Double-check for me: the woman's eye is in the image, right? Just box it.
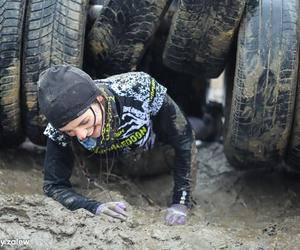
[80,119,89,126]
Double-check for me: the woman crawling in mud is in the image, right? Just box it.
[37,65,197,226]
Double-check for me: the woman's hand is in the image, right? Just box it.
[165,204,188,225]
[96,202,128,221]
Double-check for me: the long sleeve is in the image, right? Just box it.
[43,138,101,214]
[152,94,197,207]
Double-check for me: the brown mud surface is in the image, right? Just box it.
[1,141,300,249]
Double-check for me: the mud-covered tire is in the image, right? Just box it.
[22,0,88,145]
[286,77,300,169]
[163,0,246,78]
[0,0,26,147]
[87,0,172,76]
[224,0,299,169]
[138,1,208,119]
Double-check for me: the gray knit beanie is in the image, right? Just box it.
[38,65,100,128]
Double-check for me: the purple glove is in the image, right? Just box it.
[165,204,188,225]
[96,202,128,221]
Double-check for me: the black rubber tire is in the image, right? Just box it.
[0,0,25,147]
[87,0,172,77]
[138,1,208,119]
[286,74,300,169]
[224,0,299,169]
[163,0,246,78]
[22,0,88,146]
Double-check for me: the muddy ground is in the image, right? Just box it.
[1,140,300,250]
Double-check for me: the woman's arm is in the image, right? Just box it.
[153,94,197,207]
[43,138,102,214]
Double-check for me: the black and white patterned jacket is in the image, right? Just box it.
[44,72,166,153]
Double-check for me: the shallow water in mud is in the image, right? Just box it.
[1,141,300,249]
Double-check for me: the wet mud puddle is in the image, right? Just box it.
[1,142,300,249]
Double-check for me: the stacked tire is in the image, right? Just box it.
[0,0,88,147]
[163,0,246,78]
[87,0,172,77]
[0,0,245,148]
[224,0,300,169]
[22,0,88,145]
[0,0,26,147]
[1,0,300,170]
